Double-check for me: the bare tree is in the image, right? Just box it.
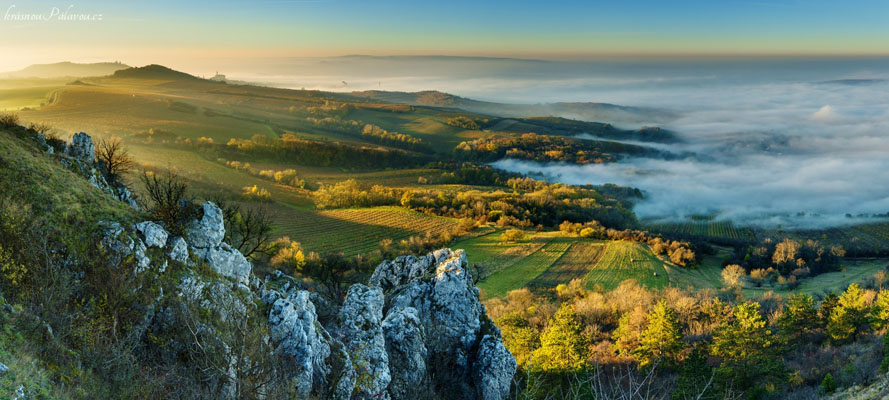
[140,170,194,235]
[96,136,135,181]
[211,198,274,258]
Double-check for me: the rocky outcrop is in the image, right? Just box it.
[135,221,169,248]
[260,248,517,400]
[186,202,226,248]
[64,132,94,162]
[268,292,332,397]
[185,202,251,286]
[0,361,8,375]
[338,284,390,399]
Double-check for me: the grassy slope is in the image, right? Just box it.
[585,241,670,290]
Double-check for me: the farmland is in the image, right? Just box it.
[272,206,461,256]
[583,241,670,290]
[528,241,605,289]
[477,238,571,298]
[648,217,755,242]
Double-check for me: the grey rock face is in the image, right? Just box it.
[382,307,427,400]
[372,248,516,400]
[192,243,252,286]
[65,132,94,163]
[186,201,225,249]
[338,284,390,399]
[0,361,8,375]
[167,236,189,263]
[268,292,331,398]
[474,335,517,400]
[135,221,169,248]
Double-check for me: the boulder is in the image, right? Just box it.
[167,236,189,263]
[0,361,8,375]
[135,221,169,248]
[192,243,251,286]
[338,284,390,399]
[65,132,94,163]
[186,201,225,249]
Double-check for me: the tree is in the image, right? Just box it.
[827,283,871,342]
[711,302,783,395]
[873,290,889,330]
[96,136,134,181]
[634,300,685,368]
[613,306,647,359]
[495,313,538,369]
[711,302,774,364]
[269,237,306,272]
[772,239,801,268]
[721,264,746,289]
[499,229,527,243]
[776,293,817,341]
[214,199,274,258]
[297,252,369,303]
[529,304,587,371]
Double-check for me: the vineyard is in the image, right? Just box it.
[273,206,461,256]
[585,241,670,290]
[477,238,571,298]
[528,241,606,289]
[648,217,755,242]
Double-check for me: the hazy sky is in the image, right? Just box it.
[1,0,889,71]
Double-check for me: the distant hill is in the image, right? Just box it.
[110,64,203,81]
[1,61,130,78]
[351,90,678,126]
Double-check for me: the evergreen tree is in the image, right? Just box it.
[634,300,685,368]
[529,304,587,371]
[776,293,817,342]
[711,302,784,396]
[827,283,870,343]
[872,290,889,330]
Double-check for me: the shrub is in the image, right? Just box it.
[140,170,194,236]
[0,113,19,128]
[500,229,527,243]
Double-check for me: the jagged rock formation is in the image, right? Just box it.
[49,132,140,209]
[262,249,517,400]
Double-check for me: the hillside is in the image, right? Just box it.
[351,89,679,125]
[0,124,516,399]
[0,62,130,79]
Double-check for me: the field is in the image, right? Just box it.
[477,238,571,298]
[648,217,755,242]
[584,241,670,290]
[272,206,461,256]
[529,241,605,288]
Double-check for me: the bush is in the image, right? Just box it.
[140,170,195,235]
[500,229,527,243]
[0,113,19,128]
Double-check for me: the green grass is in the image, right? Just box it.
[529,241,606,289]
[584,241,670,290]
[477,238,571,299]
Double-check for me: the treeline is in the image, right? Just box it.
[726,237,845,282]
[487,279,889,399]
[313,177,638,230]
[455,132,653,164]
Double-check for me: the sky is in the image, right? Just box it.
[1,0,889,71]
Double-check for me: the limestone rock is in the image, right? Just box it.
[382,307,428,400]
[192,243,251,286]
[474,335,517,400]
[0,361,8,375]
[370,248,516,400]
[65,132,94,163]
[268,292,331,397]
[167,236,189,263]
[186,201,225,249]
[135,221,169,248]
[339,284,390,399]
